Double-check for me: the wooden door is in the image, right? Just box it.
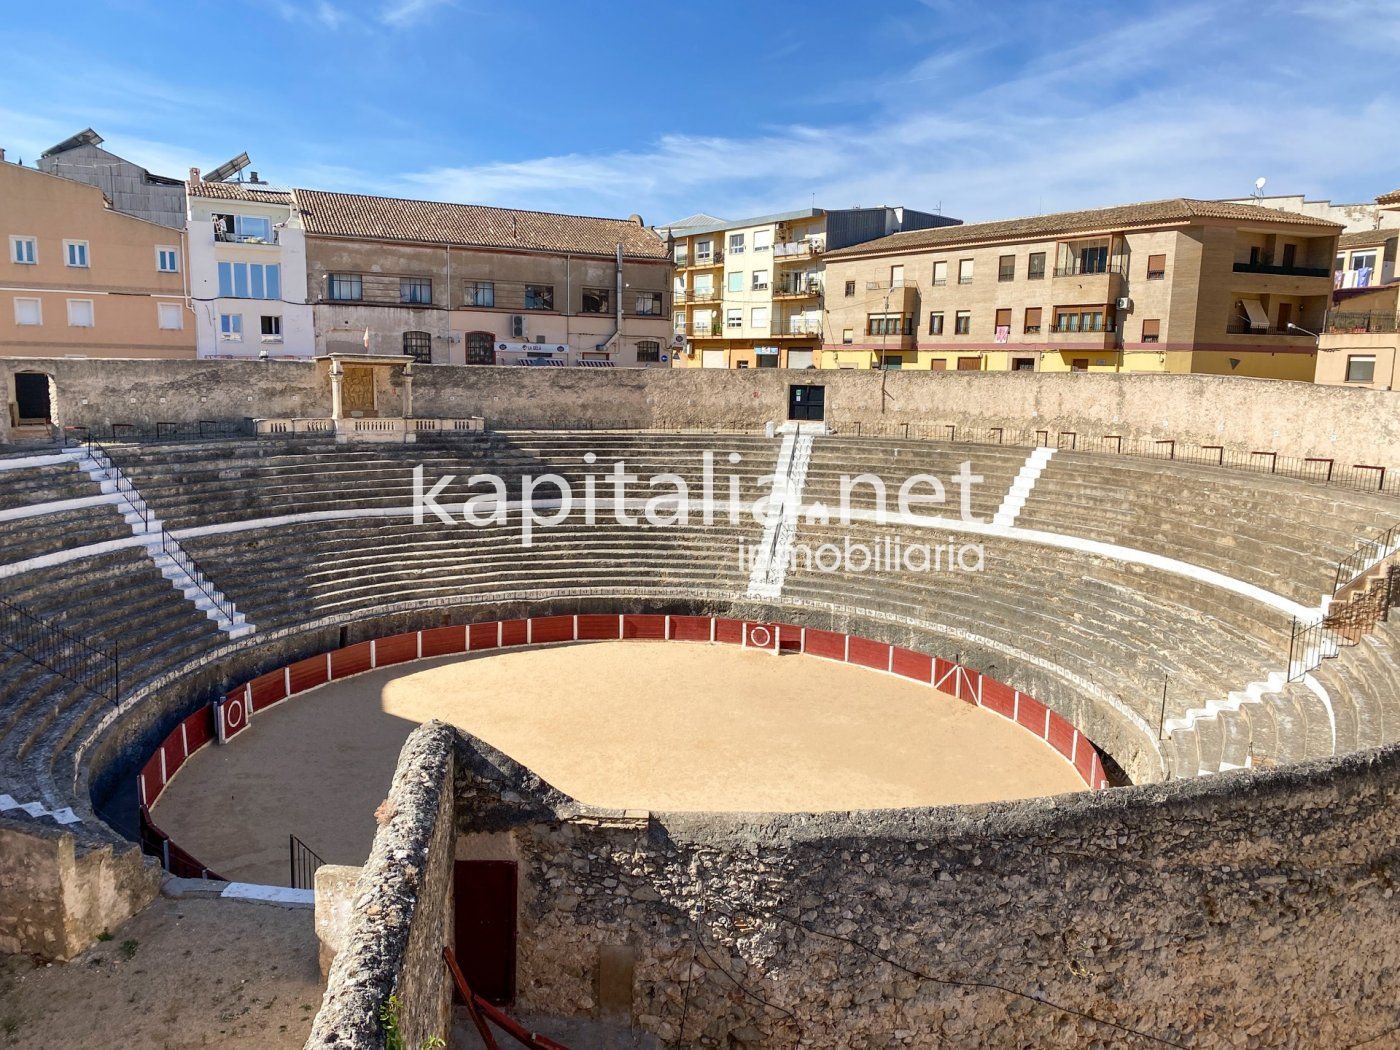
[454,861,517,1006]
[1277,302,1293,332]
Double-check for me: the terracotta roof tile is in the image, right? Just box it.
[1339,229,1397,249]
[292,188,668,260]
[824,198,1342,259]
[186,181,292,205]
[1377,188,1400,205]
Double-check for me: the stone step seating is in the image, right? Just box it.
[183,510,762,633]
[0,549,225,819]
[1311,620,1400,755]
[1020,451,1398,603]
[1161,674,1332,777]
[801,439,1028,524]
[781,523,1321,773]
[108,433,780,530]
[0,505,133,566]
[0,460,104,511]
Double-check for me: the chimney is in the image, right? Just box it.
[0,148,6,163]
[189,166,200,183]
[249,171,260,183]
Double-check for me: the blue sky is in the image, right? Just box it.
[2,0,1397,225]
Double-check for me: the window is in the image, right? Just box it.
[750,306,769,328]
[465,331,496,365]
[880,355,904,370]
[66,299,95,327]
[674,244,689,266]
[726,309,742,329]
[158,302,184,330]
[1058,239,1110,276]
[261,315,283,341]
[463,280,494,307]
[636,340,662,363]
[1024,307,1042,333]
[524,284,554,310]
[1351,251,1378,271]
[1282,243,1297,269]
[1146,254,1166,280]
[582,287,612,313]
[842,328,854,344]
[64,240,89,268]
[214,214,273,243]
[1027,252,1046,280]
[1346,355,1377,383]
[932,260,948,286]
[751,270,769,291]
[403,330,432,363]
[928,312,944,335]
[994,308,1012,328]
[844,280,856,297]
[728,233,746,254]
[1054,307,1108,332]
[400,277,433,304]
[866,314,912,336]
[220,262,281,300]
[727,271,743,293]
[998,255,1015,282]
[1141,318,1160,343]
[219,313,243,340]
[14,298,41,325]
[695,239,713,262]
[635,291,661,316]
[156,247,179,273]
[954,310,971,335]
[1071,358,1089,372]
[753,230,772,252]
[1012,357,1036,371]
[10,236,36,265]
[693,275,713,296]
[890,264,905,288]
[328,273,362,301]
[958,258,974,284]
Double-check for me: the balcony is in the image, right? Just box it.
[216,229,279,245]
[1233,261,1331,278]
[686,250,725,269]
[1225,320,1320,337]
[674,287,722,304]
[774,240,825,260]
[677,321,724,337]
[772,320,823,339]
[1327,311,1399,335]
[775,278,822,298]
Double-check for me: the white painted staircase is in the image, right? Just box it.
[76,445,254,639]
[991,446,1056,528]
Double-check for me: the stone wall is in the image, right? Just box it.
[304,722,456,1050]
[0,818,160,960]
[452,732,1400,1049]
[6,356,1400,468]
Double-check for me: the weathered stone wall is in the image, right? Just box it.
[452,732,1400,1049]
[5,356,1400,468]
[0,818,160,960]
[304,722,456,1050]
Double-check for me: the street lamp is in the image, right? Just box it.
[1286,322,1320,338]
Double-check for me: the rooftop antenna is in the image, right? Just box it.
[1251,176,1267,203]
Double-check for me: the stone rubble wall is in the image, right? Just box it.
[304,722,456,1050]
[452,731,1400,1049]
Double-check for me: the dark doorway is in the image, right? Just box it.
[788,384,824,421]
[454,860,517,1006]
[14,372,51,424]
[1277,302,1293,333]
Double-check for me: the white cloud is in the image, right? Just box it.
[379,0,454,28]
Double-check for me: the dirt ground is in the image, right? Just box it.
[154,641,1086,885]
[0,896,320,1049]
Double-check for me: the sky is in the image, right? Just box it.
[1,0,1397,226]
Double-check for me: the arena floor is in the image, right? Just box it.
[153,641,1085,884]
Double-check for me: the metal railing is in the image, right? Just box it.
[1052,262,1125,278]
[1232,261,1331,278]
[85,434,150,531]
[0,594,119,704]
[159,526,237,624]
[289,833,325,890]
[1049,321,1118,334]
[1225,320,1320,336]
[1335,522,1400,593]
[774,240,824,259]
[67,420,250,445]
[1326,311,1400,335]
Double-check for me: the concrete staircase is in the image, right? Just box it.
[991,446,1056,527]
[748,428,814,600]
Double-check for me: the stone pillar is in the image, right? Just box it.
[329,359,344,421]
[402,362,414,419]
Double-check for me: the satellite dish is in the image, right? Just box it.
[1255,177,1267,191]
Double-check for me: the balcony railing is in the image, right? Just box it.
[774,240,825,259]
[1326,311,1400,335]
[776,279,822,296]
[866,280,911,291]
[674,288,722,303]
[677,322,724,336]
[1053,262,1125,278]
[1232,261,1331,278]
[215,230,279,245]
[773,321,823,338]
[688,250,725,267]
[1050,321,1118,333]
[1225,319,1318,336]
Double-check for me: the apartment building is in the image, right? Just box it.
[293,190,672,367]
[820,198,1342,380]
[0,158,193,370]
[187,171,314,359]
[38,128,186,229]
[663,206,957,369]
[1317,188,1400,389]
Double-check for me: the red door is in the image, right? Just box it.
[454,861,517,1005]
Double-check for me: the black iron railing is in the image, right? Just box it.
[1335,522,1400,593]
[1327,311,1400,335]
[0,594,119,704]
[289,833,325,890]
[86,435,150,531]
[1232,261,1331,278]
[1287,613,1336,682]
[159,526,237,625]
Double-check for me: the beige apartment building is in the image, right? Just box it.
[294,190,673,367]
[662,206,957,369]
[820,198,1342,380]
[1316,187,1400,389]
[1,156,193,424]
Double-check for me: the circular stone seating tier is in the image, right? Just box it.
[0,432,1396,850]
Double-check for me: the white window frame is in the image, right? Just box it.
[752,229,772,252]
[750,306,769,328]
[728,232,746,254]
[751,269,769,291]
[10,235,37,265]
[725,308,742,329]
[219,313,243,340]
[66,298,95,327]
[1351,251,1378,271]
[13,297,42,325]
[726,271,743,293]
[260,314,284,342]
[156,246,180,273]
[157,302,184,330]
[64,240,90,268]
[1345,355,1377,383]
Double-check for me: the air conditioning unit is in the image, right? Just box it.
[534,335,545,344]
[1116,297,1132,311]
[510,315,526,338]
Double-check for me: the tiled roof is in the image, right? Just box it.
[187,181,292,205]
[824,198,1342,259]
[292,188,669,259]
[1339,229,1397,249]
[1377,189,1400,205]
